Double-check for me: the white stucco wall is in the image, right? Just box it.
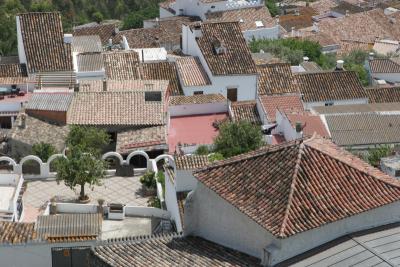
[169,102,228,117]
[182,25,258,101]
[372,73,400,83]
[165,171,183,232]
[275,110,302,141]
[175,170,198,192]
[16,16,27,66]
[304,98,368,110]
[256,96,268,125]
[243,26,280,41]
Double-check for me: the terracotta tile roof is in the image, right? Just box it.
[176,57,211,86]
[0,63,28,77]
[77,53,104,72]
[140,62,182,96]
[257,63,299,95]
[91,233,260,266]
[18,12,73,73]
[310,0,338,14]
[0,56,19,65]
[373,40,400,56]
[103,51,140,80]
[324,113,400,146]
[73,23,117,44]
[0,222,36,244]
[331,1,366,15]
[312,102,400,114]
[230,101,261,124]
[303,33,338,47]
[296,71,367,102]
[259,94,304,122]
[72,35,102,53]
[26,93,73,112]
[195,22,257,76]
[113,28,161,48]
[175,154,210,170]
[116,125,167,154]
[369,58,400,73]
[365,86,400,103]
[36,214,102,242]
[318,9,400,53]
[170,94,226,106]
[284,111,330,137]
[206,6,275,31]
[9,112,69,152]
[67,91,165,126]
[0,77,32,84]
[80,79,169,93]
[193,137,400,238]
[279,7,317,31]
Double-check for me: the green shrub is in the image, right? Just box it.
[140,171,156,189]
[147,196,161,208]
[196,145,209,155]
[157,171,165,197]
[208,153,224,162]
[367,145,392,167]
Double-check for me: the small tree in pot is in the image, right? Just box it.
[140,171,157,196]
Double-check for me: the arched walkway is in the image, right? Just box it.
[0,156,17,172]
[126,151,149,169]
[102,152,124,165]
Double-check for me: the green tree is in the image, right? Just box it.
[195,145,209,155]
[265,0,279,17]
[32,142,57,162]
[366,145,392,167]
[56,126,110,201]
[214,121,264,158]
[91,11,103,23]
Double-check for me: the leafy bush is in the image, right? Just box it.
[140,171,156,189]
[367,145,393,167]
[214,121,264,158]
[196,145,209,155]
[265,0,279,17]
[147,196,161,208]
[32,142,57,162]
[157,171,165,197]
[208,153,224,162]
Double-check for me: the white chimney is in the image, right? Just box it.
[312,22,319,33]
[19,113,26,129]
[345,10,350,16]
[64,33,73,44]
[303,56,309,62]
[336,60,344,70]
[193,24,203,38]
[108,38,113,47]
[369,52,374,61]
[291,27,296,37]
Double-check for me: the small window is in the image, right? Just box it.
[211,5,215,8]
[395,169,400,177]
[194,91,203,95]
[145,91,162,101]
[325,102,334,106]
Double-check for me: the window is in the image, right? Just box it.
[325,101,334,106]
[227,88,237,102]
[211,5,215,8]
[194,91,203,95]
[145,91,162,102]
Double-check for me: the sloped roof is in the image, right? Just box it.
[169,94,226,106]
[279,7,317,31]
[175,154,210,170]
[77,53,104,72]
[73,23,117,44]
[365,86,400,103]
[230,101,261,125]
[0,222,36,244]
[113,28,161,48]
[18,12,73,73]
[176,56,211,87]
[257,63,299,95]
[72,35,102,53]
[296,71,366,102]
[116,125,167,154]
[80,79,169,93]
[206,6,275,31]
[26,93,73,112]
[284,112,330,138]
[260,94,304,122]
[36,214,102,242]
[324,113,400,146]
[67,91,165,126]
[91,233,260,266]
[195,21,257,76]
[369,58,400,73]
[194,137,400,238]
[0,63,28,77]
[140,62,182,96]
[103,51,140,80]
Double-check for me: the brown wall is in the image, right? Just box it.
[26,109,67,125]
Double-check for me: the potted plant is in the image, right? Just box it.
[140,171,157,196]
[50,197,57,215]
[97,198,105,214]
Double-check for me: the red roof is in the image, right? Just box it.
[194,137,400,238]
[259,94,304,122]
[285,111,330,138]
[168,113,228,152]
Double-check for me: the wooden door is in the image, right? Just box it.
[227,88,237,102]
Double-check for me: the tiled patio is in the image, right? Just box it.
[22,175,150,222]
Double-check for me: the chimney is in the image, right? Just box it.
[336,60,344,70]
[193,24,202,38]
[19,113,26,129]
[345,10,350,16]
[295,122,303,133]
[291,27,296,37]
[63,33,73,44]
[275,15,280,25]
[369,52,374,61]
[303,56,309,62]
[102,78,107,91]
[108,38,113,47]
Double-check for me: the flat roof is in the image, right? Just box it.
[0,173,20,211]
[168,113,228,152]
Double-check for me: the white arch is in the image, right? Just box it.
[19,155,43,166]
[47,154,66,165]
[154,154,175,169]
[0,156,17,170]
[102,152,124,165]
[126,150,149,165]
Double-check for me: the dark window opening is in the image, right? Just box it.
[145,91,162,102]
[194,91,203,95]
